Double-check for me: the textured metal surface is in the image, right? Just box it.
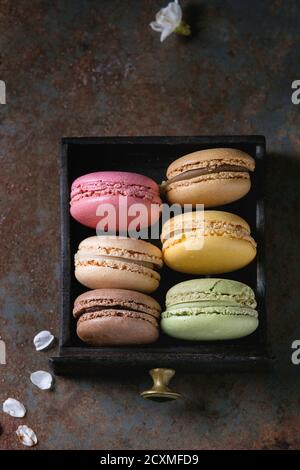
[0,0,300,450]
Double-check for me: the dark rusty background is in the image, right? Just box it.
[0,0,300,450]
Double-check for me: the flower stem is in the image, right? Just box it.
[175,21,191,37]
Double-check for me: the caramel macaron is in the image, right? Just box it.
[161,210,257,274]
[163,148,255,207]
[73,289,161,346]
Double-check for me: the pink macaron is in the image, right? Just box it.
[70,171,162,231]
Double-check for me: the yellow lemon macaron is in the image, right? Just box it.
[161,210,257,274]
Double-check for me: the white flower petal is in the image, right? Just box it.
[169,3,181,20]
[150,0,183,41]
[160,25,173,42]
[33,330,55,351]
[30,370,53,390]
[167,3,182,24]
[150,21,164,32]
[3,398,26,418]
[16,425,38,447]
[157,18,174,29]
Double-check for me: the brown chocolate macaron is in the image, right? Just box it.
[73,289,161,346]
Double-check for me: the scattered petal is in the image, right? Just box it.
[16,425,38,447]
[3,398,26,418]
[33,330,55,351]
[0,339,6,364]
[30,370,53,390]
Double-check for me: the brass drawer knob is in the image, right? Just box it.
[141,368,182,401]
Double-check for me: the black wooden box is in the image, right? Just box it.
[50,136,270,376]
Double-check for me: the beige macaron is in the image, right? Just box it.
[163,148,255,207]
[74,236,163,293]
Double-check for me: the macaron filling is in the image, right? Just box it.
[75,256,161,282]
[78,308,159,326]
[162,304,258,318]
[164,164,250,188]
[167,157,255,179]
[76,304,156,319]
[73,297,161,318]
[71,181,161,204]
[161,222,256,249]
[75,254,156,271]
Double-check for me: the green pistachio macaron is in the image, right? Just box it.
[161,279,259,341]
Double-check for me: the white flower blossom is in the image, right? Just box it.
[150,0,187,42]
